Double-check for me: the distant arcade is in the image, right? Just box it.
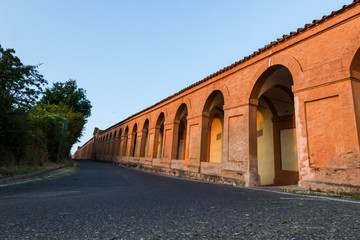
[74,1,360,193]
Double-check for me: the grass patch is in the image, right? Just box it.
[0,161,66,179]
[283,187,360,201]
[337,192,360,201]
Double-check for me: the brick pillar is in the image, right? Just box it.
[247,98,261,187]
[134,129,143,158]
[109,138,114,160]
[139,129,147,158]
[120,135,128,157]
[92,138,98,160]
[162,122,173,163]
[151,126,160,158]
[114,136,121,162]
[182,114,203,172]
[170,119,180,160]
[200,112,210,163]
[294,79,360,191]
[129,131,136,157]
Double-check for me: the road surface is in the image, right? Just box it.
[0,160,359,239]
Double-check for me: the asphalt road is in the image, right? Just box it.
[0,160,359,240]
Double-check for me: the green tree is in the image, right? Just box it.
[37,79,91,160]
[0,45,47,164]
[0,45,46,110]
[30,103,86,161]
[40,79,91,117]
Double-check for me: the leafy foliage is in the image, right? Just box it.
[0,45,91,168]
[40,79,92,117]
[0,45,46,110]
[0,45,47,165]
[30,103,86,161]
[37,79,91,161]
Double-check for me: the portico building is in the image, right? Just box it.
[74,1,360,193]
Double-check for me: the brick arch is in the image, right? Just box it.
[149,111,166,130]
[200,87,228,114]
[172,103,189,160]
[117,128,122,139]
[249,54,303,99]
[139,118,150,158]
[339,31,360,77]
[123,126,129,136]
[212,81,231,97]
[130,123,138,157]
[122,126,129,156]
[200,89,225,163]
[130,121,140,130]
[149,111,162,129]
[140,115,151,128]
[131,123,138,132]
[155,112,165,126]
[249,55,300,186]
[178,97,192,111]
[153,112,166,158]
[350,47,360,79]
[174,102,188,121]
[161,108,168,118]
[202,90,225,113]
[141,118,150,130]
[113,130,117,139]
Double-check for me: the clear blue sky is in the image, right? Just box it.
[0,0,352,153]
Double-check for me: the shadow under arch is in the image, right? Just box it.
[200,90,225,163]
[115,128,122,157]
[251,65,299,186]
[130,123,138,157]
[250,53,303,99]
[172,103,188,160]
[122,126,129,156]
[350,48,360,79]
[140,119,149,158]
[153,112,165,158]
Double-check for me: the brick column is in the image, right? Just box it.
[246,98,261,187]
[170,119,180,160]
[183,114,203,172]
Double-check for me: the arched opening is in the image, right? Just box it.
[99,135,103,157]
[154,113,165,158]
[103,135,107,157]
[201,90,224,163]
[108,132,113,156]
[100,135,103,157]
[350,48,360,146]
[122,127,129,156]
[350,48,360,80]
[174,104,188,160]
[105,134,109,156]
[140,119,149,158]
[116,129,122,157]
[130,124,138,157]
[253,65,298,186]
[112,131,117,156]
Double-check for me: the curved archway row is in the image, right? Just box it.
[89,89,230,172]
[80,48,360,192]
[75,2,360,193]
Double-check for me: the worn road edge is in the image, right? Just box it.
[0,160,76,184]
